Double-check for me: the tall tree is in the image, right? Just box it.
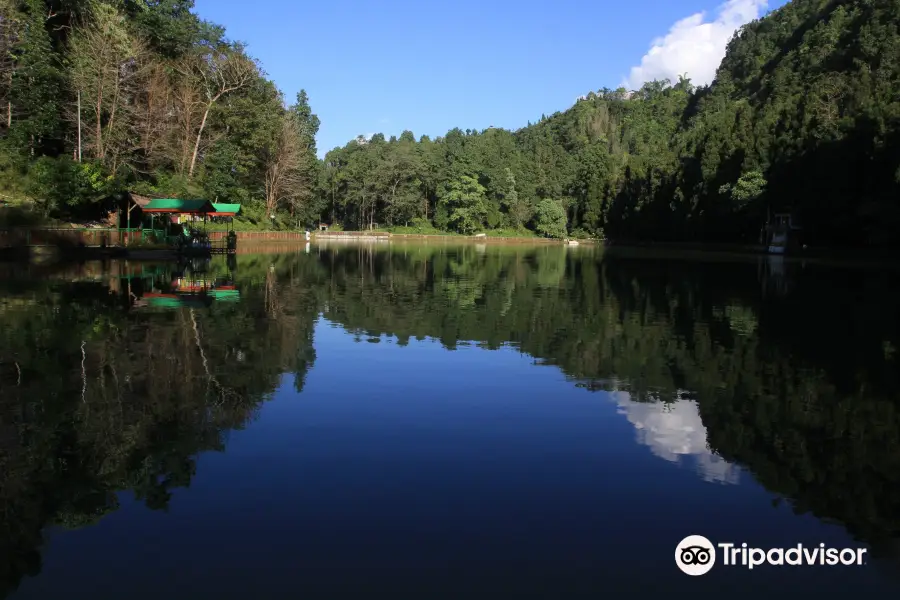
[286,90,321,220]
[9,0,63,155]
[178,42,256,178]
[264,107,312,220]
[67,1,147,171]
[0,0,22,132]
[439,174,488,234]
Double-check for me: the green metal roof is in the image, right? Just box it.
[143,296,212,309]
[212,203,241,215]
[142,199,216,213]
[144,296,184,309]
[209,289,241,301]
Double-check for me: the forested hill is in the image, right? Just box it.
[0,0,321,226]
[322,0,900,248]
[1,0,899,249]
[681,0,900,247]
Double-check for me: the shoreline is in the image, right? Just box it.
[3,231,898,266]
[315,232,565,245]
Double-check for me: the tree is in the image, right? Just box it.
[123,0,208,58]
[534,198,567,238]
[179,43,256,178]
[286,90,321,220]
[67,1,147,172]
[0,0,22,132]
[502,167,531,228]
[439,175,488,234]
[572,143,611,233]
[264,110,310,221]
[719,170,766,209]
[132,57,172,174]
[8,0,63,155]
[293,89,319,154]
[378,135,422,226]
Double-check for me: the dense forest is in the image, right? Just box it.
[1,0,899,246]
[0,0,321,226]
[320,0,900,247]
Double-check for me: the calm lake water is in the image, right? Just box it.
[1,242,900,599]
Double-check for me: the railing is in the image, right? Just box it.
[0,227,173,247]
[207,231,308,241]
[314,231,391,238]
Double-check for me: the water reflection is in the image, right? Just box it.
[611,390,741,485]
[0,253,320,598]
[1,243,900,597]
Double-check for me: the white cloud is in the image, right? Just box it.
[611,390,740,485]
[623,0,768,90]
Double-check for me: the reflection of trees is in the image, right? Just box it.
[0,256,320,598]
[313,244,900,547]
[2,245,900,595]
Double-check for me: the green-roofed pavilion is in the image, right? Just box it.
[142,199,217,214]
[212,203,241,216]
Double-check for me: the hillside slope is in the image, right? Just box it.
[679,0,900,246]
[322,0,900,248]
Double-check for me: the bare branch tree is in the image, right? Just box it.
[130,56,172,174]
[169,67,205,175]
[264,113,312,218]
[176,46,256,179]
[66,2,148,172]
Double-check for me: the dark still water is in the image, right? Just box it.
[1,243,900,599]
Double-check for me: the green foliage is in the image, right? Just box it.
[568,227,598,240]
[8,0,63,153]
[2,0,899,246]
[379,217,447,235]
[439,175,488,234]
[484,227,535,238]
[719,170,767,210]
[26,157,119,215]
[0,0,319,229]
[533,199,568,238]
[293,89,320,155]
[316,0,900,247]
[122,0,211,58]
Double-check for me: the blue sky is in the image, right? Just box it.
[194,0,787,157]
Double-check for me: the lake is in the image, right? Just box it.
[1,242,899,599]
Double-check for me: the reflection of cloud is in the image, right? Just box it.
[623,0,768,89]
[611,390,740,484]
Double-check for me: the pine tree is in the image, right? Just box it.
[9,0,63,155]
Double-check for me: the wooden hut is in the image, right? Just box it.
[119,192,161,229]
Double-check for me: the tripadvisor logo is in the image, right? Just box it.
[675,535,868,576]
